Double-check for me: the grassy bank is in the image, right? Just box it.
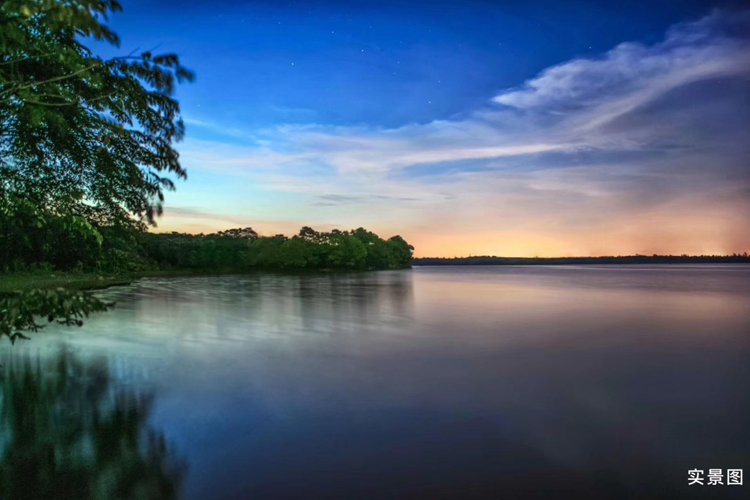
[0,272,132,294]
[0,268,250,295]
[0,264,410,295]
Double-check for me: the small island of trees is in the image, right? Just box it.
[0,206,414,273]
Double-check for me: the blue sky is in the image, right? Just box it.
[101,0,750,256]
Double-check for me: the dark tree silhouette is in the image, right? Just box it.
[214,227,259,239]
[0,0,193,227]
[0,0,193,337]
[132,226,414,272]
[0,289,111,343]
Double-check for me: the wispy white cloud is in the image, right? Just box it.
[493,11,750,112]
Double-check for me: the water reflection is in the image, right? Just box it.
[0,350,183,500]
[96,271,416,346]
[1,266,749,499]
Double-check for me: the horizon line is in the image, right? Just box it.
[414,254,750,259]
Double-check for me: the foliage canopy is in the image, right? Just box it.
[0,0,193,226]
[0,288,111,343]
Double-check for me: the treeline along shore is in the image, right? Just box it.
[0,220,415,281]
[0,221,413,342]
[414,255,750,266]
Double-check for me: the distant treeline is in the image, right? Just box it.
[136,227,414,271]
[0,200,414,273]
[414,254,750,266]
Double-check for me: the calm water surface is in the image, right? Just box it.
[2,265,750,499]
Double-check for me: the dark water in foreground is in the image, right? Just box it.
[2,265,750,499]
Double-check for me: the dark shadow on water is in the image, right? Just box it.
[0,350,184,500]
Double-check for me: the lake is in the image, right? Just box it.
[2,265,749,499]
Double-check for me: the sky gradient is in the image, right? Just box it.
[103,0,750,257]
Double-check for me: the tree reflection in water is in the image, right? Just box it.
[0,351,183,500]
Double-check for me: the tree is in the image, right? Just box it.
[298,226,328,245]
[365,238,394,270]
[0,0,194,227]
[387,235,414,269]
[1,288,111,343]
[0,194,47,267]
[0,1,194,340]
[279,237,313,268]
[327,233,367,269]
[0,194,103,270]
[248,234,288,268]
[349,227,378,245]
[214,227,258,239]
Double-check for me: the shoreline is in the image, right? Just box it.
[414,256,750,266]
[3,258,748,295]
[0,266,412,295]
[0,268,250,295]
